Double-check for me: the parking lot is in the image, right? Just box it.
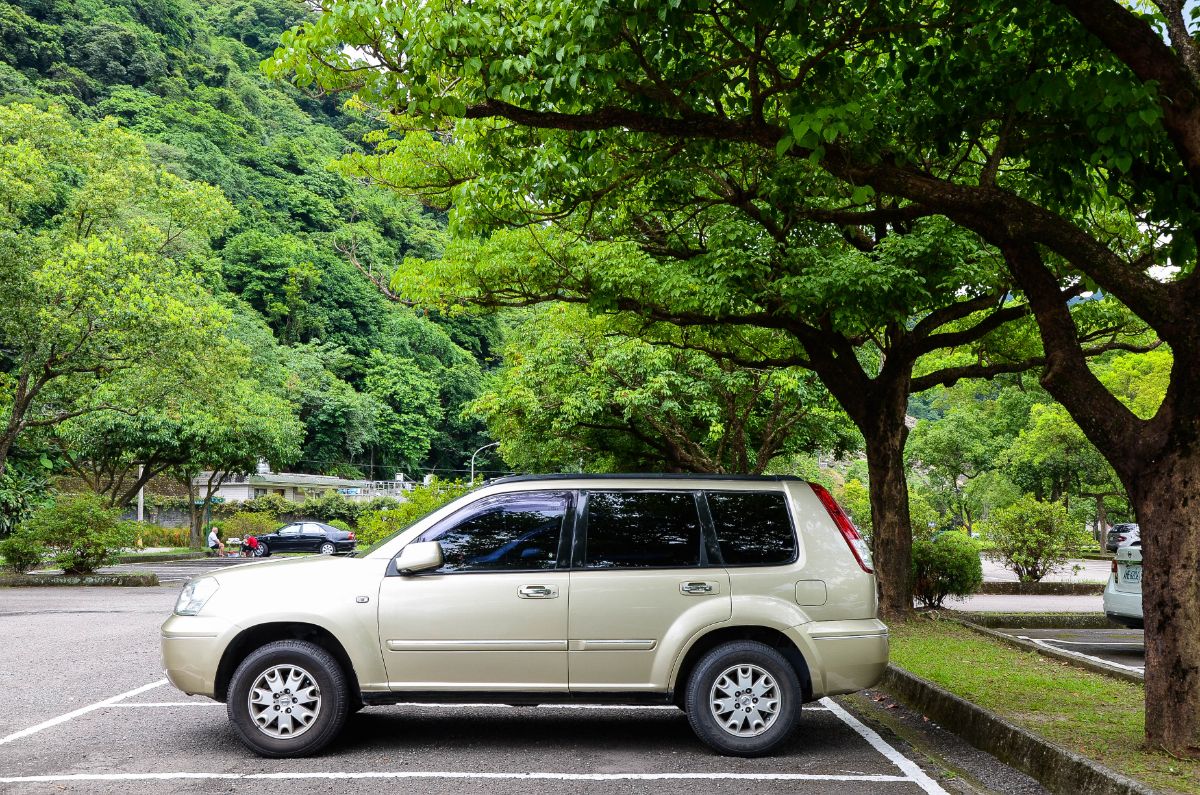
[0,577,1045,794]
[992,627,1145,678]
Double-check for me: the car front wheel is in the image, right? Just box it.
[227,640,350,758]
[253,543,268,557]
[685,640,801,757]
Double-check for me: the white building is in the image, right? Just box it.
[195,462,412,504]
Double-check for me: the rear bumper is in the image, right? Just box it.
[1102,578,1142,625]
[796,619,889,698]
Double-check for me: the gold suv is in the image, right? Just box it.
[162,475,888,757]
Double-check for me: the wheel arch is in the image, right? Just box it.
[670,625,813,707]
[215,622,361,704]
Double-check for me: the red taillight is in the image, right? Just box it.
[1111,559,1118,574]
[348,532,356,541]
[810,482,873,573]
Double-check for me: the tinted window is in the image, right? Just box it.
[416,492,567,573]
[279,525,301,536]
[707,491,796,566]
[585,491,702,569]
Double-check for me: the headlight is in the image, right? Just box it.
[175,578,219,616]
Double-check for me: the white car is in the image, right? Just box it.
[1103,542,1142,629]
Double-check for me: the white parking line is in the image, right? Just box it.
[821,698,949,795]
[0,679,167,746]
[0,686,935,792]
[1017,636,1145,674]
[0,771,915,784]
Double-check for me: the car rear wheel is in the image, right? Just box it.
[685,640,801,757]
[227,640,349,757]
[319,541,336,555]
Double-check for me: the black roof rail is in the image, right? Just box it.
[486,473,808,486]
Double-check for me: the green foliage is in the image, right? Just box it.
[297,492,357,523]
[911,532,984,608]
[0,531,45,573]
[982,496,1093,583]
[471,305,856,474]
[20,493,137,574]
[327,519,352,533]
[356,478,471,547]
[222,494,291,519]
[220,511,277,540]
[131,523,190,548]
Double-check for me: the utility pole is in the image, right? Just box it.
[137,463,144,523]
[470,441,500,485]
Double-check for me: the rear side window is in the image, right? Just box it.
[585,491,702,568]
[706,491,796,566]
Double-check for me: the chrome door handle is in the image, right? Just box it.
[680,581,717,595]
[518,584,558,599]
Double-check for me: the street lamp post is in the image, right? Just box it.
[470,441,500,485]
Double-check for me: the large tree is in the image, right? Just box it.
[268,2,1146,626]
[271,0,1200,753]
[0,104,232,477]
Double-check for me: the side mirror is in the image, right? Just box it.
[395,541,443,575]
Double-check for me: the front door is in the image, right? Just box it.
[377,491,573,692]
[568,490,731,692]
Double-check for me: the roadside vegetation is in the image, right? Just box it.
[891,619,1197,794]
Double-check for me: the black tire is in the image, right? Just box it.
[256,543,270,557]
[685,640,801,757]
[226,640,350,758]
[319,541,336,555]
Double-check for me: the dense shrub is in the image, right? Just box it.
[298,493,358,523]
[982,496,1092,582]
[21,493,137,574]
[911,532,983,608]
[327,519,353,533]
[356,479,472,546]
[217,494,292,520]
[220,512,278,540]
[131,523,190,548]
[0,531,46,573]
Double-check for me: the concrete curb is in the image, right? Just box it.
[0,572,159,587]
[114,551,206,564]
[950,611,1117,629]
[977,581,1104,595]
[882,665,1155,795]
[952,619,1143,685]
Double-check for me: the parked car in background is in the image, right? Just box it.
[161,474,887,759]
[1105,522,1140,553]
[1103,541,1142,628]
[254,521,355,557]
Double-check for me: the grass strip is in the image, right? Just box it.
[890,617,1197,794]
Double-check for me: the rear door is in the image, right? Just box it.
[301,522,328,550]
[567,490,730,692]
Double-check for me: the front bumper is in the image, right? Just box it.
[160,613,239,698]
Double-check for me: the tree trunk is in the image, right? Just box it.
[862,419,913,622]
[183,474,202,549]
[1129,448,1200,757]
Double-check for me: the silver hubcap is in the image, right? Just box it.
[248,664,322,739]
[709,663,781,737]
[320,543,335,555]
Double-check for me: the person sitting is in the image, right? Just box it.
[241,535,259,557]
[207,525,224,556]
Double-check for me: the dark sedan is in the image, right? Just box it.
[254,521,356,557]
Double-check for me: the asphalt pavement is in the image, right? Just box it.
[0,584,1049,794]
[987,627,1144,678]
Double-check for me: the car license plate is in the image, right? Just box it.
[1122,566,1141,583]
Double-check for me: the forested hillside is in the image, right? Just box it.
[0,0,500,507]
